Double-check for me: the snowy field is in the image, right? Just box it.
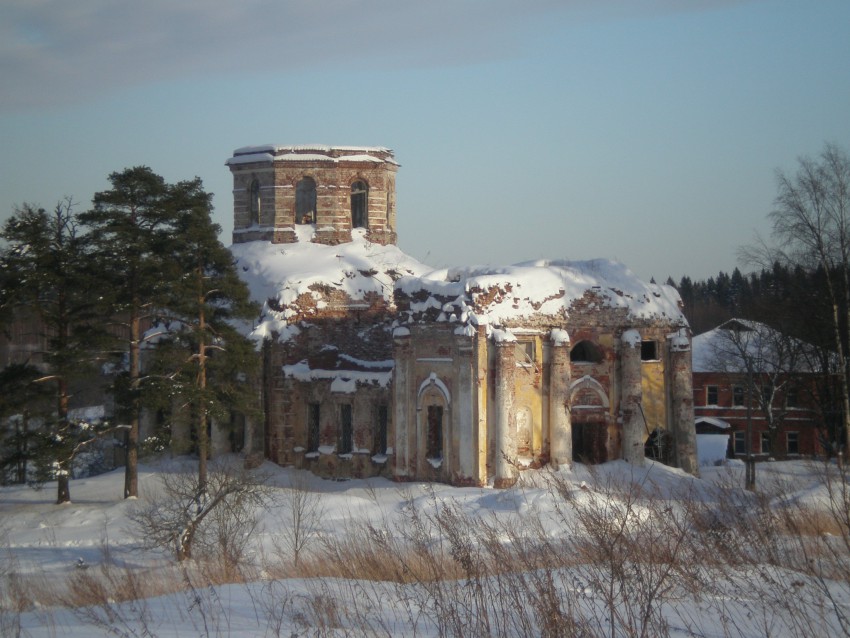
[2,457,849,637]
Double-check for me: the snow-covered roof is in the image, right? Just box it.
[226,145,398,166]
[395,259,686,326]
[229,226,430,342]
[692,319,820,373]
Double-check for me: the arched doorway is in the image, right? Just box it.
[570,376,610,463]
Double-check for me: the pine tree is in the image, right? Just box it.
[80,167,183,499]
[0,200,111,502]
[148,177,259,492]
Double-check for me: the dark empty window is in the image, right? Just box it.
[786,389,798,408]
[734,431,746,455]
[249,179,261,225]
[640,340,658,361]
[307,403,320,452]
[374,405,388,455]
[351,180,368,228]
[338,404,352,454]
[706,386,719,405]
[733,385,745,406]
[787,431,799,455]
[296,177,317,224]
[570,341,602,363]
[427,405,443,459]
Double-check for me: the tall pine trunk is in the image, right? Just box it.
[56,377,71,504]
[196,268,208,494]
[124,310,140,498]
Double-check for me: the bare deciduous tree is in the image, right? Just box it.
[745,143,850,454]
[129,458,271,563]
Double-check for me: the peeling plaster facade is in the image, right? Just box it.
[227,145,698,486]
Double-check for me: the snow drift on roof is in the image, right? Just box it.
[229,226,430,342]
[396,258,686,325]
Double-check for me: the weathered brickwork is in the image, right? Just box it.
[228,144,699,486]
[227,145,398,246]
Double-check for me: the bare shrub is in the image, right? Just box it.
[271,470,325,570]
[129,457,272,567]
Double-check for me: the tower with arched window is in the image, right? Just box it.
[226,145,398,246]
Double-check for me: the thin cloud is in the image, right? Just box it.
[0,0,757,111]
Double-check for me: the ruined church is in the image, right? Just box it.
[227,145,698,486]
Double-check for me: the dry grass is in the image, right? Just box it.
[3,460,850,638]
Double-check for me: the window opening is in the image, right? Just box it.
[249,179,261,225]
[374,405,388,455]
[338,404,352,454]
[786,389,798,408]
[570,340,602,363]
[515,340,535,366]
[351,180,368,228]
[640,340,658,361]
[732,385,745,406]
[296,177,317,224]
[427,405,443,459]
[787,431,799,455]
[733,431,746,455]
[307,403,320,452]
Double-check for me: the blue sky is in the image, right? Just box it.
[1,0,848,282]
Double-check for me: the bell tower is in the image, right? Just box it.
[226,145,398,246]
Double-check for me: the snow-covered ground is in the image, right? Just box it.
[2,457,848,637]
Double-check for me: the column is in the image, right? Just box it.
[620,329,645,466]
[549,329,572,469]
[669,329,699,476]
[493,332,517,488]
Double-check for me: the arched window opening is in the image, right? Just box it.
[351,180,368,228]
[249,179,261,225]
[427,404,443,460]
[296,177,317,224]
[570,340,602,363]
[338,403,352,454]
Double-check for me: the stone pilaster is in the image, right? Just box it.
[392,328,413,478]
[668,329,698,476]
[549,329,572,469]
[620,329,645,466]
[493,334,517,488]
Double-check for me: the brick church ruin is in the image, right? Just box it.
[226,144,698,486]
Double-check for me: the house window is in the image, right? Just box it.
[296,177,317,224]
[732,385,745,406]
[760,386,772,408]
[786,389,799,408]
[733,431,747,455]
[787,431,799,455]
[307,403,320,452]
[338,404,353,454]
[760,431,771,455]
[515,340,535,366]
[249,179,261,225]
[374,405,388,455]
[351,180,368,228]
[427,405,443,459]
[570,341,602,363]
[706,386,719,405]
[640,340,658,361]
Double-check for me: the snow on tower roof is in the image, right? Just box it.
[226,145,398,166]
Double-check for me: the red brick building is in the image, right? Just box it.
[692,319,826,460]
